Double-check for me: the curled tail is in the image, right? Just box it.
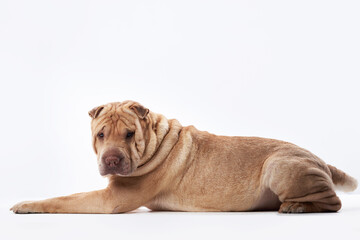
[328,164,358,192]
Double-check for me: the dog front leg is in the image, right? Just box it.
[10,188,140,214]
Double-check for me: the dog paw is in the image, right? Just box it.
[10,201,37,214]
[279,202,306,213]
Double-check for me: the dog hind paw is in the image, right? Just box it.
[278,202,309,213]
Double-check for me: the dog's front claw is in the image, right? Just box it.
[10,201,38,214]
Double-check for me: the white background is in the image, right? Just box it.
[0,0,359,239]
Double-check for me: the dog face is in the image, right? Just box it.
[88,101,150,176]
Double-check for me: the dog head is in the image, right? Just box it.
[88,101,151,176]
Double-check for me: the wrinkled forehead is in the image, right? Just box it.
[91,102,137,133]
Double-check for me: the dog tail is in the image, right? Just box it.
[328,164,358,192]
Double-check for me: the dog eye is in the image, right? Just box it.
[97,132,104,138]
[126,131,134,139]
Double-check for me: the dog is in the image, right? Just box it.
[11,100,358,214]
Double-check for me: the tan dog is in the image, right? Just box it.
[11,100,358,214]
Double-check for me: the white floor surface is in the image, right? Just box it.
[1,194,359,240]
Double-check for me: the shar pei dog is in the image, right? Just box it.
[11,100,358,214]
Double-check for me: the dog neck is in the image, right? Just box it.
[128,112,183,177]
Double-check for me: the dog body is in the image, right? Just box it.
[11,101,358,214]
[144,128,284,212]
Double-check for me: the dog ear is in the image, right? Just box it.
[130,103,149,119]
[88,106,104,119]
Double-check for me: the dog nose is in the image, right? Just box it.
[104,156,120,167]
[100,149,132,176]
[103,153,125,168]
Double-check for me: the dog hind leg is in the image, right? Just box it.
[263,158,342,213]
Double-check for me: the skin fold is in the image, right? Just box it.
[11,100,358,214]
